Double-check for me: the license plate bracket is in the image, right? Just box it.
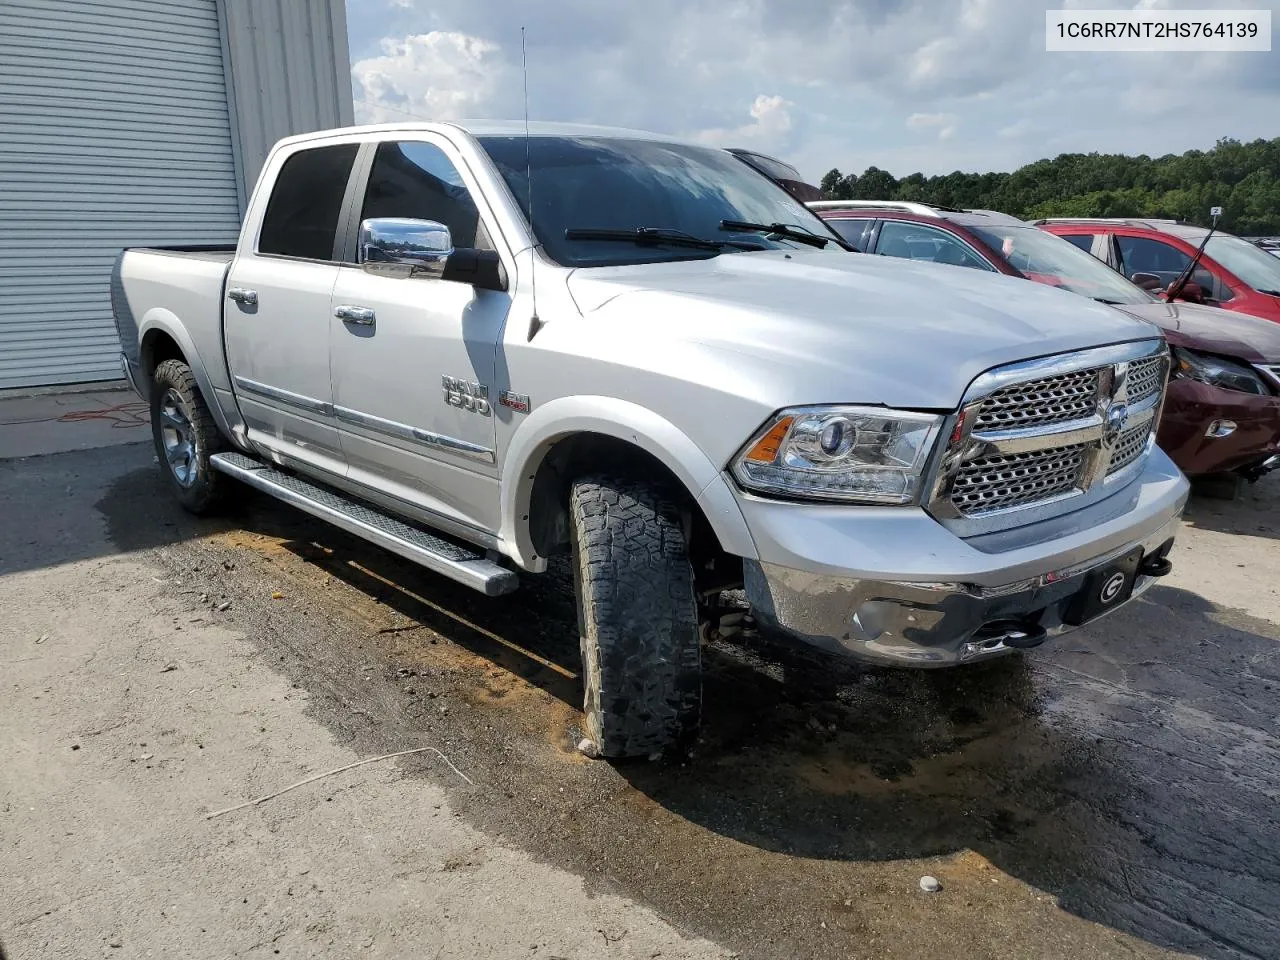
[1062,547,1143,626]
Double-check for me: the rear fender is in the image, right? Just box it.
[138,308,243,441]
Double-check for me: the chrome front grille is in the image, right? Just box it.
[951,444,1087,514]
[931,342,1169,529]
[974,368,1099,430]
[1107,422,1151,475]
[1125,355,1165,403]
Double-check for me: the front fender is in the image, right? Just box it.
[499,395,757,570]
[137,309,241,441]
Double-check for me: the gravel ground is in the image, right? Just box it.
[2,442,1278,959]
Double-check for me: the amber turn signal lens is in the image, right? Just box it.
[743,416,794,463]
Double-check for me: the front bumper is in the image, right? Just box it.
[741,448,1190,667]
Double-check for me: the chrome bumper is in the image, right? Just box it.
[741,451,1189,667]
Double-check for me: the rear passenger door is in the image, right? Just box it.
[224,142,361,477]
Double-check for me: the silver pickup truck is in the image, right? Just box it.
[113,121,1189,757]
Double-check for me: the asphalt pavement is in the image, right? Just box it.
[2,439,1278,959]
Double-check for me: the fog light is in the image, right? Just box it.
[1205,419,1237,439]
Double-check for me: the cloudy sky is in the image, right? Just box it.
[346,0,1279,182]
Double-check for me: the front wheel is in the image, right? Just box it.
[150,359,229,515]
[570,476,702,758]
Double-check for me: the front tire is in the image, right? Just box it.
[570,476,702,758]
[150,359,229,515]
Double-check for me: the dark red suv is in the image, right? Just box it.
[810,201,1280,480]
[1035,218,1280,325]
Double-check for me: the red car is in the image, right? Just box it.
[810,201,1280,479]
[1035,218,1280,325]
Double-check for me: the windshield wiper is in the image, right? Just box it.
[1259,289,1280,297]
[1093,297,1126,305]
[719,219,852,250]
[564,227,745,252]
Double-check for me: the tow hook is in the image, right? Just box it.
[1139,555,1173,578]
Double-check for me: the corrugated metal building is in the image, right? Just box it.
[0,0,354,390]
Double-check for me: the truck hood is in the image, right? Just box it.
[1115,300,1280,364]
[565,250,1159,410]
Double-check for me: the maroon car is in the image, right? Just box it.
[810,201,1280,480]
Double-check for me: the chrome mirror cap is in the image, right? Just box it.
[359,217,454,279]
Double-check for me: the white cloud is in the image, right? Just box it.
[905,112,957,141]
[351,31,503,123]
[345,0,1280,178]
[694,95,796,151]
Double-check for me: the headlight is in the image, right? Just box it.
[1172,346,1269,396]
[731,406,942,504]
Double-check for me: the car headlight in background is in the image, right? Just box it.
[732,406,942,504]
[1171,346,1269,396]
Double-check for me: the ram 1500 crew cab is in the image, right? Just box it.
[113,122,1189,758]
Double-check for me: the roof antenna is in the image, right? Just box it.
[522,27,543,342]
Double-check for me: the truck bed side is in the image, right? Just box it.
[111,245,242,439]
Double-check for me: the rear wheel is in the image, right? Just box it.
[571,476,702,758]
[150,359,229,515]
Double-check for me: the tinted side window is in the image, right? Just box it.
[1116,235,1189,277]
[258,144,359,260]
[738,152,803,183]
[361,141,489,250]
[1062,234,1096,254]
[828,218,872,251]
[1117,234,1219,294]
[875,220,992,271]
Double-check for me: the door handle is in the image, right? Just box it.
[227,287,258,306]
[335,305,376,326]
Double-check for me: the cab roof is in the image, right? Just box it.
[278,119,699,148]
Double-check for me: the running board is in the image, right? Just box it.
[210,452,518,597]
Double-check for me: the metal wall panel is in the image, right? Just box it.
[0,0,353,389]
[219,0,355,205]
[0,0,240,389]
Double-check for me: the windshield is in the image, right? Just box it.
[479,135,841,267]
[1204,235,1280,294]
[970,224,1153,305]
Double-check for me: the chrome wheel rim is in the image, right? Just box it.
[159,389,197,487]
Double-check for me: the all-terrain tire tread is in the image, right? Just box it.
[151,359,229,515]
[572,476,701,758]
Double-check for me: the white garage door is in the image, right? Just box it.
[0,0,242,389]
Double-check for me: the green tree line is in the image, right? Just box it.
[819,137,1280,236]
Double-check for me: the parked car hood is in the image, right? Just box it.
[1116,300,1280,363]
[565,250,1159,410]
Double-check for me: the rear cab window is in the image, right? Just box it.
[257,143,360,261]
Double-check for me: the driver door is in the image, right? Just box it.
[329,137,512,536]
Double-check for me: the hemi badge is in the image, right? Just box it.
[499,391,531,413]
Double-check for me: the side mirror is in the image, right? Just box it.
[1131,272,1162,291]
[357,217,507,291]
[359,218,454,279]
